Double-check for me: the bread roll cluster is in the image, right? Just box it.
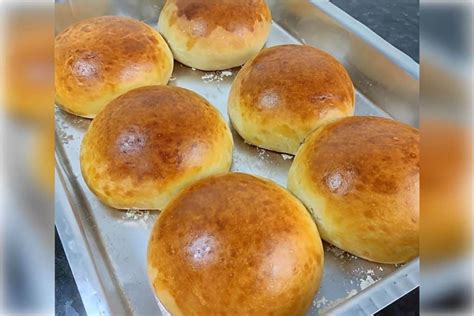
[55,1,419,314]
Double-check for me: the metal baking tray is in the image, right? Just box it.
[55,1,419,315]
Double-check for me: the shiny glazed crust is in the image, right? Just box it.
[158,0,272,70]
[80,85,233,210]
[288,116,419,264]
[55,16,174,118]
[228,44,355,154]
[148,173,324,315]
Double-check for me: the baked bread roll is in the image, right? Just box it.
[80,85,233,210]
[55,16,173,118]
[158,0,272,70]
[228,44,355,154]
[148,173,323,315]
[288,116,419,264]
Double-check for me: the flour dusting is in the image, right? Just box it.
[201,70,234,83]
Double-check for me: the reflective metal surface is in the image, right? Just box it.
[55,1,419,315]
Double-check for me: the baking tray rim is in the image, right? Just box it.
[55,1,420,315]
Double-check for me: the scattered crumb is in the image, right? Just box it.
[56,119,75,144]
[359,275,376,290]
[169,76,176,81]
[326,244,346,259]
[201,70,234,83]
[346,289,358,298]
[72,116,85,125]
[201,73,216,83]
[221,70,233,77]
[121,210,152,226]
[191,67,196,71]
[60,133,74,144]
[314,296,328,309]
[256,147,270,160]
[351,267,363,276]
[349,266,380,292]
[281,154,293,160]
[123,209,147,220]
[379,266,384,271]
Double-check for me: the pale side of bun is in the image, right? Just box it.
[80,85,233,210]
[148,173,323,315]
[228,44,355,154]
[288,116,419,264]
[55,16,173,118]
[158,0,272,70]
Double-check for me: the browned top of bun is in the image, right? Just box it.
[305,116,419,198]
[83,85,227,186]
[148,173,323,315]
[55,16,168,90]
[169,0,271,36]
[238,44,354,120]
[290,116,419,263]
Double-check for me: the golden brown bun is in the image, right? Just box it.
[158,0,272,70]
[55,16,173,118]
[228,44,355,154]
[288,116,419,264]
[148,173,323,315]
[80,85,233,210]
